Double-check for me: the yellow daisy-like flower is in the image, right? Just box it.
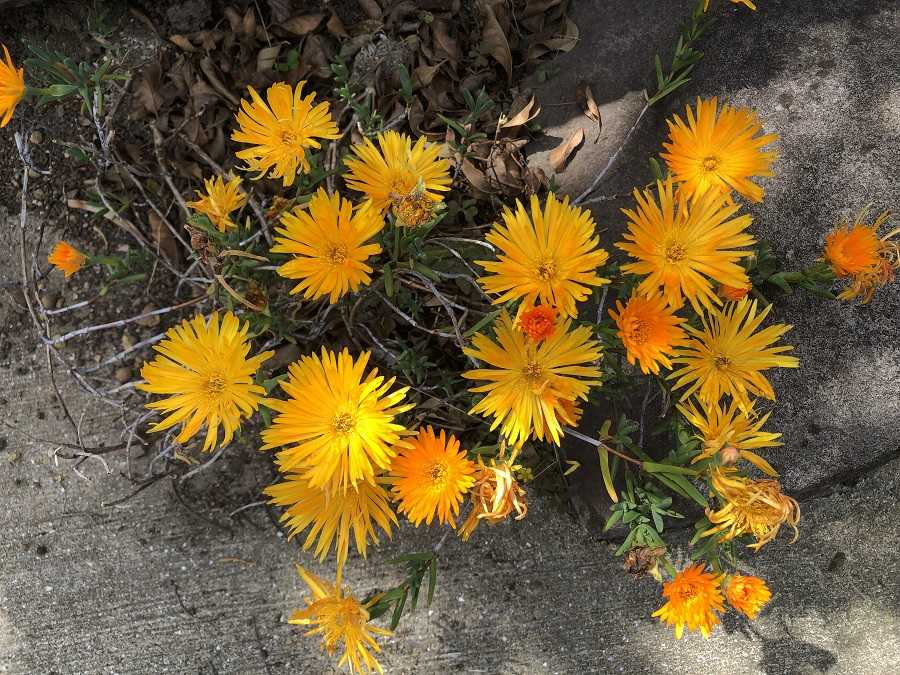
[185,175,247,232]
[652,564,725,639]
[271,188,384,304]
[661,97,777,203]
[289,567,390,675]
[617,177,755,313]
[822,209,899,304]
[477,193,610,318]
[608,292,687,375]
[343,130,452,216]
[705,467,800,550]
[47,241,87,278]
[232,81,339,187]
[261,348,413,492]
[264,473,396,572]
[462,312,602,447]
[678,398,781,476]
[669,299,799,412]
[0,44,25,128]
[138,312,273,452]
[459,457,528,542]
[725,574,772,620]
[390,426,476,528]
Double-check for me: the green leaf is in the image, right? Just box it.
[642,461,699,476]
[663,473,708,508]
[598,445,618,503]
[602,509,622,532]
[427,558,437,606]
[383,263,394,297]
[464,309,500,338]
[390,587,408,630]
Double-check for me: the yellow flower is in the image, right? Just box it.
[261,348,413,492]
[617,177,755,313]
[390,426,476,528]
[823,209,899,304]
[608,292,687,375]
[0,44,25,127]
[725,574,772,619]
[652,564,725,639]
[477,193,610,318]
[47,241,87,278]
[669,299,799,412]
[185,175,247,232]
[462,312,602,447]
[289,567,390,675]
[138,312,273,452]
[459,457,528,542]
[271,188,384,304]
[678,398,781,476]
[343,130,451,216]
[264,473,396,572]
[232,82,339,187]
[705,467,800,550]
[661,97,777,203]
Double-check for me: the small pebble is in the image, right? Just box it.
[136,303,161,327]
[114,367,131,384]
[121,331,136,349]
[29,130,44,145]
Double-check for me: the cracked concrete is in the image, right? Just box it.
[1,0,899,673]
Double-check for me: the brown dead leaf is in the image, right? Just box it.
[548,127,584,173]
[281,14,325,36]
[576,81,602,142]
[358,0,382,20]
[168,35,196,52]
[502,96,540,129]
[461,158,492,195]
[479,0,512,83]
[256,45,281,73]
[148,211,180,264]
[432,19,461,64]
[326,12,349,39]
[543,16,579,52]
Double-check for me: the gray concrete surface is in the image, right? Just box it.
[2,0,900,673]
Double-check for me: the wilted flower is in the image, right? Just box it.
[459,455,528,541]
[705,468,800,550]
[289,567,390,674]
[822,209,899,304]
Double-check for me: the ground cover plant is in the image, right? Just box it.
[3,0,899,671]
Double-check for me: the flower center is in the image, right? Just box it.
[427,461,449,486]
[325,243,349,265]
[702,155,720,172]
[536,260,557,281]
[714,354,732,369]
[280,130,300,146]
[392,192,434,227]
[627,318,650,345]
[522,362,547,391]
[331,412,355,434]
[206,373,227,394]
[665,243,687,263]
[676,582,698,601]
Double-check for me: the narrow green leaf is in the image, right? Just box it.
[390,588,408,630]
[383,263,394,297]
[642,461,699,476]
[427,557,437,606]
[598,445,618,503]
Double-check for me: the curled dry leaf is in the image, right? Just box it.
[501,96,540,129]
[576,81,602,143]
[281,14,325,36]
[548,127,584,173]
[357,0,383,20]
[479,0,512,83]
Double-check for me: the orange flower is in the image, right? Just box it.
[822,209,899,304]
[516,304,557,342]
[609,293,687,375]
[652,564,725,639]
[48,242,87,278]
[718,283,751,302]
[0,44,25,128]
[725,574,772,619]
